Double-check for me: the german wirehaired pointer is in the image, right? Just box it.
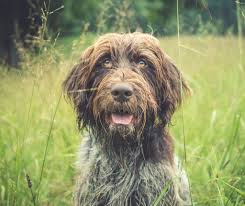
[63,32,191,206]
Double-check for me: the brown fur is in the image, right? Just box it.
[63,32,191,206]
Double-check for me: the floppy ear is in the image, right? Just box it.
[157,53,191,125]
[63,46,94,128]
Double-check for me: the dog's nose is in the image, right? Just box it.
[111,83,133,102]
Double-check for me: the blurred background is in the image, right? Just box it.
[0,0,243,67]
[0,1,245,206]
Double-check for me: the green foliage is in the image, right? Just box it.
[96,0,137,33]
[57,0,99,34]
[46,0,244,36]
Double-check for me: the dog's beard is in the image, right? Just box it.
[109,123,135,138]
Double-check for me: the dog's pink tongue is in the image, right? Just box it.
[111,114,133,125]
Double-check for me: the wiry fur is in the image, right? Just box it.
[63,32,191,206]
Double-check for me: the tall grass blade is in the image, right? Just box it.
[35,92,62,204]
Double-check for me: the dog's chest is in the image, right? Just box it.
[77,152,179,206]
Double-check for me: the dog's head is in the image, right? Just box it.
[63,33,190,138]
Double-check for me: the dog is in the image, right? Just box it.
[63,32,191,206]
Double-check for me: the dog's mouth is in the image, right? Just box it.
[106,108,135,126]
[111,113,133,125]
[106,109,136,137]
[102,106,145,136]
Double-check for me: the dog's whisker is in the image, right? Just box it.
[68,88,97,93]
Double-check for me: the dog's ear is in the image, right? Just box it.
[157,53,191,124]
[63,46,94,128]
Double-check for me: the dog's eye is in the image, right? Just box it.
[102,58,112,68]
[137,59,147,68]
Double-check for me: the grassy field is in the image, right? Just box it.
[0,35,244,206]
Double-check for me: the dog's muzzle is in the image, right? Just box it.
[109,83,134,125]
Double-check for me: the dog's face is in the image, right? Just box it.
[63,33,190,138]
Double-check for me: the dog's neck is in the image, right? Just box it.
[89,124,174,165]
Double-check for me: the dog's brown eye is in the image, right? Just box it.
[138,59,146,68]
[102,58,112,68]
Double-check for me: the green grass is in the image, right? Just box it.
[0,35,245,206]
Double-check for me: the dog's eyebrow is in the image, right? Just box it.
[94,53,112,64]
